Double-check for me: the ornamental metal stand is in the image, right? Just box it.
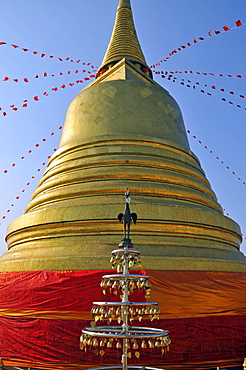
[80,190,171,370]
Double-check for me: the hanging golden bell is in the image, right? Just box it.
[107,341,113,348]
[133,342,138,349]
[141,340,147,348]
[99,340,105,347]
[87,339,93,346]
[127,352,132,358]
[116,341,122,349]
[135,351,140,359]
[93,339,99,347]
[148,340,155,348]
[155,340,161,347]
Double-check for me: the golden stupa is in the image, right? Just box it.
[0,1,245,369]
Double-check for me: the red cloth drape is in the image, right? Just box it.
[0,270,245,369]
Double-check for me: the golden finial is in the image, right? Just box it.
[98,0,150,74]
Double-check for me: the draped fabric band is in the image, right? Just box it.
[0,269,245,369]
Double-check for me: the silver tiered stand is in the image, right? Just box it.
[80,190,171,370]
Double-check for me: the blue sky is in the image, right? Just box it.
[0,0,245,256]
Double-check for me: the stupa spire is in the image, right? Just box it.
[98,0,149,74]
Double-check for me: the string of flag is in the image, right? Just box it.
[1,68,97,83]
[0,74,97,116]
[150,19,245,68]
[186,129,246,186]
[0,155,56,224]
[159,72,246,110]
[2,126,62,174]
[0,41,96,67]
[153,70,246,80]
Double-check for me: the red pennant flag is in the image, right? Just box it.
[12,44,19,48]
[69,83,74,86]
[84,77,89,81]
[28,150,32,153]
[214,30,220,34]
[22,48,29,52]
[22,103,27,107]
[59,126,63,129]
[236,20,243,27]
[34,96,39,101]
[35,144,40,147]
[33,51,38,54]
[3,170,8,173]
[13,79,18,82]
[211,86,216,89]
[43,92,48,96]
[66,57,70,60]
[41,53,46,58]
[3,112,7,116]
[237,75,242,78]
[12,107,18,111]
[208,30,212,36]
[194,38,197,43]
[58,57,63,61]
[0,42,6,45]
[52,87,58,91]
[12,163,16,167]
[229,91,234,95]
[3,77,9,81]
[61,84,66,89]
[198,37,204,40]
[60,72,63,75]
[76,60,81,63]
[23,100,28,102]
[0,107,2,110]
[67,71,71,74]
[239,95,245,98]
[16,196,20,199]
[49,55,54,58]
[75,70,79,73]
[223,25,230,31]
[35,75,39,78]
[9,105,14,108]
[42,138,47,141]
[44,72,48,77]
[24,78,29,82]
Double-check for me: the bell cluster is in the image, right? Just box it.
[100,277,151,299]
[110,248,142,272]
[80,333,171,357]
[91,304,160,323]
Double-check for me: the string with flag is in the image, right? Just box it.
[150,19,245,68]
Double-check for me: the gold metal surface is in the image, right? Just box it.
[0,0,245,273]
[98,0,148,74]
